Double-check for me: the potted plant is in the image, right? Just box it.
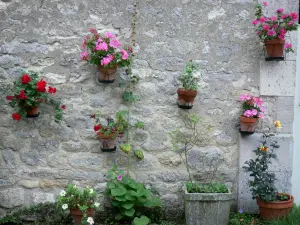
[106,165,161,225]
[81,28,131,83]
[57,184,100,225]
[177,61,200,109]
[243,121,294,220]
[6,71,65,121]
[169,114,232,225]
[239,94,264,134]
[252,2,298,59]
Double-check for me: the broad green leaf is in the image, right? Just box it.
[124,208,135,217]
[111,187,126,196]
[121,202,134,209]
[132,216,150,225]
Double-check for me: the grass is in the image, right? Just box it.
[230,206,300,225]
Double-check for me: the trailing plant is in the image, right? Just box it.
[106,165,162,225]
[239,94,264,119]
[57,184,100,225]
[169,114,228,193]
[115,110,145,134]
[178,61,200,91]
[80,29,131,67]
[243,121,285,202]
[5,71,65,121]
[252,2,298,52]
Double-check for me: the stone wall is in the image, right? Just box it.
[0,0,297,219]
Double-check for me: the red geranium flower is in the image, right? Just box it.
[36,79,47,92]
[6,96,14,100]
[12,113,21,120]
[48,86,57,94]
[17,90,28,100]
[21,74,31,84]
[94,124,102,132]
[61,105,66,110]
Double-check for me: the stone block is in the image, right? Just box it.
[0,188,24,209]
[19,180,39,189]
[276,97,294,133]
[69,154,101,169]
[32,192,55,204]
[260,61,296,97]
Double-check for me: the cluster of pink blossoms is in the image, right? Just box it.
[80,29,130,67]
[240,94,264,119]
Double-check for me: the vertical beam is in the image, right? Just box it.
[292,27,300,204]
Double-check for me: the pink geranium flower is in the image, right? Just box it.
[101,55,114,66]
[277,8,284,13]
[290,11,298,21]
[120,49,129,60]
[244,110,253,118]
[240,94,251,101]
[270,16,277,21]
[262,1,268,6]
[288,21,294,26]
[105,32,116,39]
[109,39,120,49]
[262,25,270,30]
[252,20,259,25]
[281,14,287,19]
[267,30,276,36]
[285,43,292,49]
[96,42,108,51]
[80,51,89,61]
[254,97,263,106]
[259,17,266,23]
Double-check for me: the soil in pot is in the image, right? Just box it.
[98,65,118,83]
[265,39,285,59]
[177,88,198,109]
[26,106,39,118]
[70,208,94,225]
[97,132,117,152]
[240,116,258,134]
[257,194,294,220]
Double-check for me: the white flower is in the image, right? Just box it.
[94,202,100,207]
[89,189,94,194]
[60,190,66,197]
[62,204,68,210]
[87,217,94,225]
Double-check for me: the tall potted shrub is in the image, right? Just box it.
[177,61,200,109]
[6,71,65,121]
[81,29,131,83]
[239,94,264,134]
[243,121,294,220]
[57,184,100,225]
[252,2,298,59]
[169,114,232,225]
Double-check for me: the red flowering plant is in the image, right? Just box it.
[92,112,119,138]
[6,71,65,121]
[252,2,298,52]
[80,28,132,67]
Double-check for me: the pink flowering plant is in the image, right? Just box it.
[80,28,131,67]
[252,2,298,52]
[240,94,264,119]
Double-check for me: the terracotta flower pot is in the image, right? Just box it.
[257,194,294,220]
[70,208,94,225]
[98,65,118,83]
[97,132,117,152]
[177,88,198,109]
[26,106,39,118]
[265,39,285,58]
[240,116,258,133]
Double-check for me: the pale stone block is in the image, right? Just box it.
[260,61,296,96]
[276,97,294,133]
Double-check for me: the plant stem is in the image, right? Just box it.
[184,143,193,183]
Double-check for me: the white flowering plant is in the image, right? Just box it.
[178,60,200,91]
[57,184,100,225]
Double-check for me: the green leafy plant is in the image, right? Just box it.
[178,61,200,91]
[106,165,161,225]
[5,71,65,121]
[169,114,228,193]
[57,184,100,225]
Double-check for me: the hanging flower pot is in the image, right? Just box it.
[97,132,117,152]
[70,208,95,225]
[265,39,285,58]
[240,116,258,133]
[177,88,198,109]
[26,106,39,118]
[98,65,118,83]
[257,194,294,220]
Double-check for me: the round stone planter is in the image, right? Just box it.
[240,116,258,134]
[97,132,117,152]
[184,185,232,225]
[265,39,285,59]
[177,88,198,109]
[70,208,94,225]
[257,194,294,220]
[26,106,39,118]
[98,65,118,83]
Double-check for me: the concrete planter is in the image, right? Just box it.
[184,185,232,225]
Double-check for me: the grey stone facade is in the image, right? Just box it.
[0,0,298,218]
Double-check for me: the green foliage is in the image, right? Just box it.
[264,205,300,225]
[57,184,99,210]
[185,182,229,194]
[243,133,279,202]
[132,215,150,225]
[120,143,132,154]
[229,211,257,225]
[123,91,140,103]
[106,165,161,222]
[6,71,64,121]
[134,149,144,160]
[178,61,200,91]
[0,203,72,225]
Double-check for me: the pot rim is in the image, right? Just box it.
[97,132,117,139]
[98,64,118,69]
[240,115,259,122]
[265,39,285,44]
[257,193,294,204]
